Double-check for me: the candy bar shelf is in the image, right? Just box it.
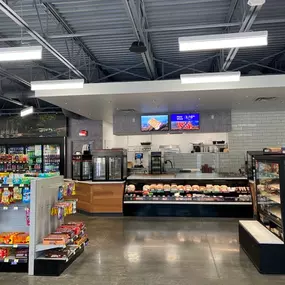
[0,188,30,272]
[124,174,253,217]
[0,176,86,276]
[29,176,86,276]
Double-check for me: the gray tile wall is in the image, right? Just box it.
[113,110,231,135]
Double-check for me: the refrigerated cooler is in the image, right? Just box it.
[72,152,92,181]
[0,137,65,175]
[92,149,127,181]
[26,145,42,172]
[43,144,60,173]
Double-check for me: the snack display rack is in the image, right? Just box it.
[0,176,88,276]
[239,154,285,274]
[124,174,252,217]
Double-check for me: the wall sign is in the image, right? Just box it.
[79,130,88,137]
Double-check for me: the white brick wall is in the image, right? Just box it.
[225,110,285,172]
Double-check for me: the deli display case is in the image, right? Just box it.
[124,173,252,217]
[92,149,127,181]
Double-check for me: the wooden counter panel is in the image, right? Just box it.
[74,182,125,214]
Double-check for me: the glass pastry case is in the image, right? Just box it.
[246,151,263,180]
[255,154,285,240]
[92,149,127,181]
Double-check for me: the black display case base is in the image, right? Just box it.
[0,262,28,273]
[239,220,285,274]
[34,246,84,276]
[124,202,253,217]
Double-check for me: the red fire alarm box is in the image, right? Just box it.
[79,130,88,137]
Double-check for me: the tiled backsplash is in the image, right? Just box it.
[164,110,285,173]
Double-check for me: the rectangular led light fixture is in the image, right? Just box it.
[0,46,42,61]
[179,31,268,51]
[180,71,241,84]
[31,79,84,91]
[20,106,34,117]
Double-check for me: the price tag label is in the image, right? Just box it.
[13,244,18,248]
[13,206,19,211]
[20,184,24,187]
[3,206,8,210]
[4,258,9,263]
[9,184,13,187]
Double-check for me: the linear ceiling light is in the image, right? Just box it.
[0,46,42,61]
[179,31,268,52]
[31,79,84,91]
[20,106,34,117]
[180,71,241,84]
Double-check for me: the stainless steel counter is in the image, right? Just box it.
[127,173,247,180]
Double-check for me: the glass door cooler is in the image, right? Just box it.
[0,137,66,176]
[43,144,60,174]
[7,146,25,154]
[150,152,163,174]
[26,145,43,172]
[0,146,6,154]
[92,149,127,181]
[255,154,285,240]
[72,152,92,181]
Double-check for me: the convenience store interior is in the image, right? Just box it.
[1,0,285,284]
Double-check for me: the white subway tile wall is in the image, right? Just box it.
[162,111,285,173]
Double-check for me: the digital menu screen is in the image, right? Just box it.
[141,115,169,132]
[171,113,200,130]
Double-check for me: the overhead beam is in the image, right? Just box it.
[0,0,86,80]
[0,18,284,42]
[123,0,157,79]
[41,2,108,80]
[0,66,30,88]
[225,0,239,23]
[222,2,264,71]
[0,95,27,107]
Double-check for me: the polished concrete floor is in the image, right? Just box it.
[1,215,285,284]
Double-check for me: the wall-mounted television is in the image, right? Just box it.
[171,113,200,130]
[141,115,169,132]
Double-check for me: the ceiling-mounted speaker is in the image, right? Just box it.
[129,41,147,53]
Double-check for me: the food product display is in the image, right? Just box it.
[125,183,251,202]
[41,222,88,260]
[0,232,29,245]
[0,184,31,205]
[0,154,29,173]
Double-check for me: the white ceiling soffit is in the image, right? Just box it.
[34,75,285,123]
[34,75,285,98]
